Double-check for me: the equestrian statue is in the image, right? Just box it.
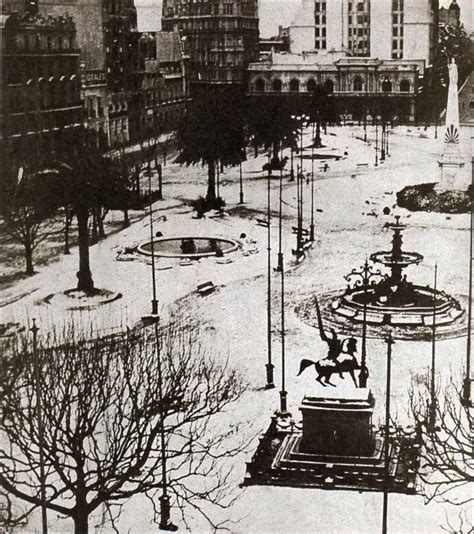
[297,298,362,387]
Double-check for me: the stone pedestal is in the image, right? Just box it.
[299,389,375,457]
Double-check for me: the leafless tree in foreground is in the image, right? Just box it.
[0,321,247,533]
[409,375,473,513]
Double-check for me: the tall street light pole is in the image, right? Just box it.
[278,251,290,416]
[239,160,244,204]
[276,143,284,272]
[310,121,315,242]
[375,115,379,167]
[345,260,382,388]
[462,159,473,406]
[148,171,159,316]
[266,151,275,389]
[382,332,394,534]
[31,319,48,534]
[429,264,438,431]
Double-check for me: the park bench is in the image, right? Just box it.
[291,226,310,236]
[256,218,269,227]
[356,163,369,169]
[197,281,216,296]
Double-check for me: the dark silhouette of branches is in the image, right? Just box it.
[409,375,473,509]
[0,321,246,533]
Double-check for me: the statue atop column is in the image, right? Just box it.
[437,58,466,191]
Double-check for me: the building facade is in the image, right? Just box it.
[129,31,188,142]
[289,0,435,64]
[247,51,422,122]
[161,0,259,86]
[1,12,83,165]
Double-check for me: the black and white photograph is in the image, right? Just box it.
[0,0,473,532]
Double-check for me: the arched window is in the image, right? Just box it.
[382,79,392,92]
[255,78,265,92]
[400,79,410,93]
[306,78,317,93]
[353,76,363,92]
[324,79,334,94]
[272,78,282,92]
[289,78,300,92]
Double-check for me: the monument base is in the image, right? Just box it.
[244,390,421,493]
[436,155,466,192]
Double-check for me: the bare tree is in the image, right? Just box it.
[0,165,56,275]
[0,321,246,533]
[409,375,473,508]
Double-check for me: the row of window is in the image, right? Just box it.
[253,77,411,94]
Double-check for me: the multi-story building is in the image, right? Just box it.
[289,0,435,64]
[1,11,83,166]
[248,51,422,122]
[129,30,188,142]
[161,0,259,86]
[10,0,140,147]
[249,0,436,123]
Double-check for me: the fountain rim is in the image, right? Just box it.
[337,284,461,315]
[136,235,240,259]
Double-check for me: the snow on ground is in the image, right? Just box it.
[2,125,471,533]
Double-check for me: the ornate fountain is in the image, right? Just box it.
[331,217,464,327]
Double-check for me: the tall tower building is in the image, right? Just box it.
[161,0,259,86]
[287,0,435,64]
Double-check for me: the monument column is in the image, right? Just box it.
[437,59,465,191]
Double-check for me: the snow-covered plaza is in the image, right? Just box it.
[1,125,472,533]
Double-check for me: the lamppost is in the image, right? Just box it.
[382,333,394,534]
[462,158,473,407]
[276,143,284,273]
[375,114,379,167]
[291,114,309,255]
[429,264,438,431]
[266,148,275,389]
[344,260,383,388]
[239,160,244,204]
[31,319,48,534]
[148,169,159,316]
[310,121,315,242]
[277,249,290,416]
[380,122,386,162]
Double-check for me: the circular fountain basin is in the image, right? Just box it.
[331,285,464,327]
[137,236,240,259]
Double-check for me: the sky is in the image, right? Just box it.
[136,0,473,36]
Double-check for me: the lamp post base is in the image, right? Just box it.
[151,299,159,316]
[309,224,315,242]
[265,363,275,389]
[239,192,245,204]
[461,377,473,408]
[275,252,284,272]
[276,390,291,418]
[358,366,369,388]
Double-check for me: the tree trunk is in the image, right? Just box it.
[206,159,216,202]
[315,119,322,148]
[24,240,34,275]
[123,209,130,227]
[76,207,95,294]
[91,209,98,244]
[73,508,89,534]
[64,206,71,254]
[97,209,105,238]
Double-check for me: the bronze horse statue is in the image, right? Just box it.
[297,344,360,387]
[297,298,363,387]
